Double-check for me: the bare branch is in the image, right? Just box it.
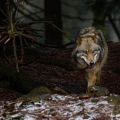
[25,31,43,38]
[16,20,53,26]
[51,22,66,34]
[23,38,31,47]
[16,31,36,41]
[0,36,8,43]
[4,37,11,44]
[19,35,24,62]
[0,27,6,30]
[12,38,19,72]
[0,9,8,19]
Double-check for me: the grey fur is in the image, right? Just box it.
[72,27,108,88]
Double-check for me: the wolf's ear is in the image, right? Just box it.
[92,34,97,43]
[76,35,81,44]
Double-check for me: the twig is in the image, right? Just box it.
[21,66,38,72]
[25,31,43,38]
[51,23,66,34]
[12,0,18,22]
[61,41,74,47]
[28,2,44,12]
[16,20,53,26]
[19,35,24,62]
[0,9,8,19]
[4,37,11,44]
[0,27,6,30]
[19,55,40,66]
[31,29,45,31]
[12,38,19,72]
[28,39,74,48]
[16,9,37,21]
[16,31,36,41]
[0,36,8,43]
[23,38,31,47]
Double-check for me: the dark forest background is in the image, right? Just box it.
[1,0,120,46]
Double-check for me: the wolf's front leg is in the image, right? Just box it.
[86,70,97,87]
[86,66,101,87]
[86,68,101,96]
[96,70,101,85]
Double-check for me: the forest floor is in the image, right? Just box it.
[0,42,120,100]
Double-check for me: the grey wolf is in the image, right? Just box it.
[72,27,108,88]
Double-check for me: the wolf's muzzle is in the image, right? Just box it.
[88,62,95,69]
[90,62,94,66]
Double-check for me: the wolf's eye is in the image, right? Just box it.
[93,49,99,53]
[81,50,87,54]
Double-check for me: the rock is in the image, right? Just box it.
[106,94,119,104]
[53,87,68,95]
[113,99,120,115]
[96,86,110,97]
[29,86,52,95]
[87,86,110,97]
[17,86,52,102]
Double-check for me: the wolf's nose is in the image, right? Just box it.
[90,62,94,66]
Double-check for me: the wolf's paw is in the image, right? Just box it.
[87,86,110,97]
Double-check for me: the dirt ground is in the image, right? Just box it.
[0,42,120,100]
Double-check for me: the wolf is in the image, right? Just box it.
[72,27,108,88]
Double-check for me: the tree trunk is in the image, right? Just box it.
[44,0,62,45]
[0,0,7,25]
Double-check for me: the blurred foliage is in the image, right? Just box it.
[85,0,120,15]
[84,0,120,31]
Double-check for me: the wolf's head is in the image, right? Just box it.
[72,27,103,69]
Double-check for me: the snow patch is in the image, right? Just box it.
[0,94,119,119]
